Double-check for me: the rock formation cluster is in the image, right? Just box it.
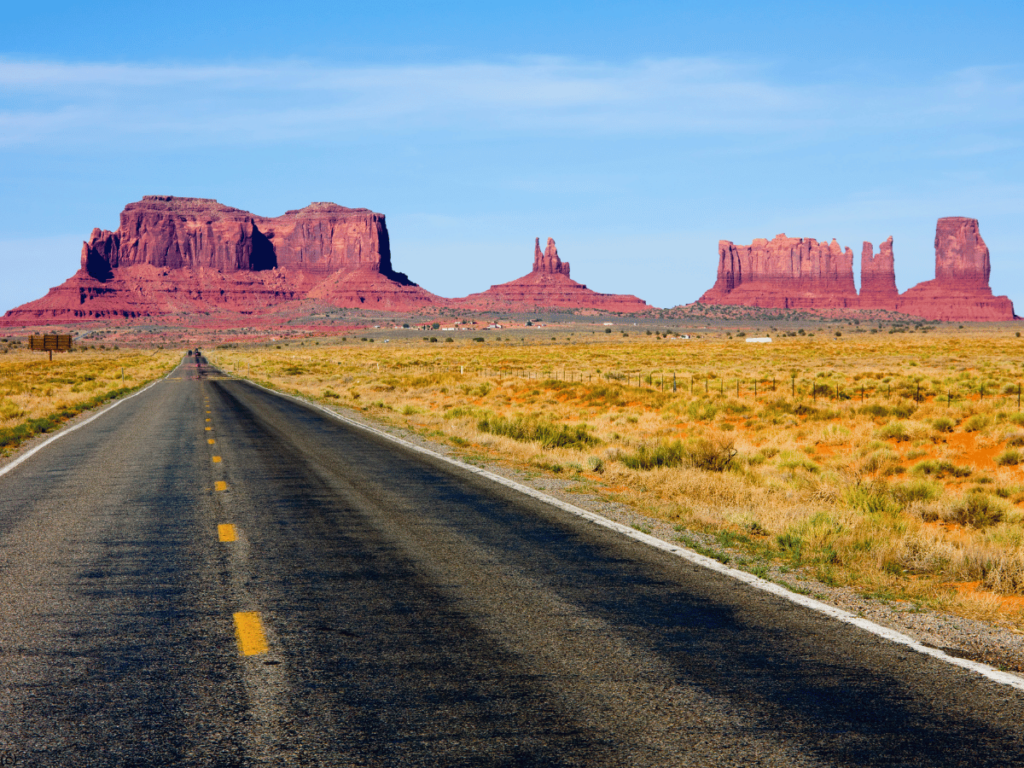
[698,218,1014,321]
[454,238,647,312]
[2,197,646,325]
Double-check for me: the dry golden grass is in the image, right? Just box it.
[209,330,1024,627]
[0,344,179,455]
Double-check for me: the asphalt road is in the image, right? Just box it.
[1,356,1024,767]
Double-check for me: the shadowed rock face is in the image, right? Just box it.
[81,196,410,282]
[453,237,648,312]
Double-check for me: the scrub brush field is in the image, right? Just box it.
[0,341,179,456]
[215,330,1024,628]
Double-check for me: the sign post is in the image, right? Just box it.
[28,334,72,361]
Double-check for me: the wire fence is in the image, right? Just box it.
[358,362,1024,411]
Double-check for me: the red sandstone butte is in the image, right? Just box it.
[699,234,859,309]
[453,238,648,312]
[2,196,440,324]
[858,237,900,309]
[696,218,1015,321]
[897,217,1015,321]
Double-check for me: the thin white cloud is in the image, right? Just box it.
[0,57,1022,148]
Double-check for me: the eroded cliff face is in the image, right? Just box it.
[897,217,1013,321]
[453,237,648,312]
[700,234,859,309]
[695,219,1015,321]
[4,196,436,324]
[80,196,405,281]
[859,237,899,309]
[533,237,571,277]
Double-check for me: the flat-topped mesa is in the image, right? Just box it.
[3,195,438,325]
[453,237,648,312]
[81,195,406,282]
[859,237,899,308]
[897,217,1014,321]
[699,234,858,309]
[533,237,570,277]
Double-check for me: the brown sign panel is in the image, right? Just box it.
[29,334,72,352]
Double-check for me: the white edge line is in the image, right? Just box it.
[242,376,1024,693]
[0,365,178,481]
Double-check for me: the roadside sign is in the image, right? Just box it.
[29,334,72,360]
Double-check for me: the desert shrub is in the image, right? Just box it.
[948,492,1005,528]
[931,417,955,433]
[875,421,910,442]
[995,449,1023,466]
[859,404,890,419]
[684,436,739,471]
[1005,433,1024,447]
[890,401,918,419]
[891,479,941,506]
[983,551,1024,595]
[847,481,899,515]
[964,414,991,433]
[621,435,738,472]
[860,449,901,474]
[722,399,749,415]
[477,415,598,450]
[686,400,718,421]
[761,398,794,416]
[322,389,340,399]
[911,459,972,479]
[621,441,686,470]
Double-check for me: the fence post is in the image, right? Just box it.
[674,372,677,393]
[792,377,795,398]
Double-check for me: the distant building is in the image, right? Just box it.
[745,337,773,343]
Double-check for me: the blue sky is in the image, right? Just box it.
[2,1,1023,314]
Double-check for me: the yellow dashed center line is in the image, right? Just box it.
[233,612,268,656]
[215,480,228,492]
[218,523,237,542]
[212,456,222,463]
[205,418,211,422]
[208,438,216,445]
[205,427,212,431]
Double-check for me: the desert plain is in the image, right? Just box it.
[7,315,1024,643]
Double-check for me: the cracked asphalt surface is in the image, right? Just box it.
[1,356,1023,766]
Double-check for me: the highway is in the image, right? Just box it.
[1,355,1023,766]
